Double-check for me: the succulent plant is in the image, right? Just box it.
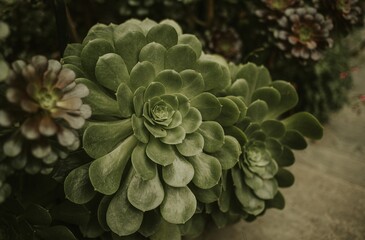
[272,7,334,62]
[183,62,323,228]
[313,0,363,28]
[0,56,90,175]
[203,25,243,63]
[218,63,323,219]
[62,18,244,239]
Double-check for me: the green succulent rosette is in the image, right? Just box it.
[63,18,242,239]
[204,62,323,226]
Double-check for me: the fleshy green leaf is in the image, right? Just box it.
[117,83,134,118]
[178,214,206,239]
[84,119,133,159]
[144,82,166,101]
[282,112,323,140]
[127,170,164,212]
[190,93,222,121]
[115,31,147,72]
[107,171,143,236]
[23,204,52,226]
[36,226,77,240]
[231,168,265,216]
[276,168,295,188]
[132,143,156,180]
[266,191,285,210]
[95,53,129,91]
[189,183,221,204]
[150,220,181,240]
[188,152,222,189]
[246,100,268,123]
[178,34,202,58]
[89,136,138,195]
[50,201,90,226]
[132,115,150,144]
[154,70,182,93]
[98,196,112,231]
[261,120,286,138]
[76,78,120,117]
[64,43,83,57]
[224,126,248,146]
[270,81,298,117]
[251,87,281,113]
[226,96,247,122]
[235,63,271,101]
[139,42,166,74]
[133,87,146,117]
[160,126,186,145]
[162,155,194,187]
[228,78,249,99]
[83,23,113,44]
[176,132,204,157]
[197,121,225,153]
[165,45,196,72]
[280,130,307,150]
[179,70,205,99]
[80,39,114,80]
[212,136,241,170]
[144,121,167,138]
[160,186,196,224]
[179,107,202,134]
[64,164,96,204]
[147,24,178,49]
[215,97,240,127]
[195,57,230,91]
[275,146,295,167]
[130,61,156,92]
[146,137,176,166]
[139,210,161,237]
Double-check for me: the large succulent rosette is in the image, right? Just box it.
[201,62,323,227]
[63,19,242,239]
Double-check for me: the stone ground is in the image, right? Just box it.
[199,36,365,239]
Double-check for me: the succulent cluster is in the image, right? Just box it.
[62,19,322,239]
[0,56,90,176]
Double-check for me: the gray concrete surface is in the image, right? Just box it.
[199,35,365,240]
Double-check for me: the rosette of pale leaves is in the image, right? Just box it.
[273,7,334,62]
[0,56,90,175]
[63,19,242,239]
[203,62,323,225]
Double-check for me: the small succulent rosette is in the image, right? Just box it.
[202,62,323,227]
[313,0,363,28]
[273,7,334,62]
[63,19,242,239]
[0,56,90,175]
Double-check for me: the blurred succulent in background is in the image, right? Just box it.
[62,18,245,239]
[273,7,334,62]
[203,25,243,63]
[0,56,90,176]
[313,0,363,33]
